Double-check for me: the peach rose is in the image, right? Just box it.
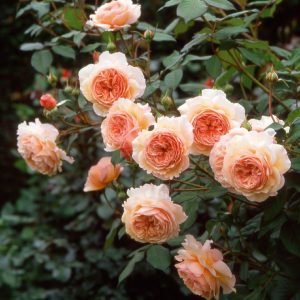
[79,51,146,116]
[17,119,74,176]
[122,184,187,243]
[101,98,155,158]
[132,116,194,180]
[209,128,291,202]
[249,115,289,133]
[88,0,141,31]
[175,235,236,300]
[84,157,122,192]
[178,89,245,156]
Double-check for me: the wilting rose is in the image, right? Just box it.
[101,98,154,158]
[88,0,141,31]
[132,116,193,180]
[84,157,122,192]
[175,235,236,300]
[178,89,245,156]
[249,115,289,133]
[17,119,73,176]
[122,184,187,243]
[40,94,57,110]
[209,128,291,202]
[79,51,146,116]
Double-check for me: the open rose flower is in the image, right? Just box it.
[249,115,289,133]
[178,89,245,156]
[101,98,155,158]
[79,51,146,116]
[209,128,291,202]
[84,157,122,192]
[88,0,141,31]
[175,235,236,300]
[132,116,193,180]
[17,119,74,176]
[122,184,187,243]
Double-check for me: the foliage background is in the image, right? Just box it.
[1,0,300,299]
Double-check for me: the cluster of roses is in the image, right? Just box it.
[16,0,291,299]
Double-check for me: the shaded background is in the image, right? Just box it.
[1,0,300,299]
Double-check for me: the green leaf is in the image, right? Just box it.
[118,252,144,284]
[20,42,44,51]
[205,0,236,10]
[52,45,76,59]
[181,33,207,52]
[181,199,199,230]
[164,69,183,89]
[287,108,300,125]
[31,50,53,74]
[177,0,208,23]
[238,47,265,66]
[213,26,248,40]
[31,2,50,18]
[158,0,181,11]
[153,32,176,42]
[63,7,85,30]
[280,221,300,257]
[146,245,171,271]
[205,56,222,78]
[291,158,300,173]
[104,219,121,251]
[80,43,102,53]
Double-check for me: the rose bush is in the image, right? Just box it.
[2,0,300,299]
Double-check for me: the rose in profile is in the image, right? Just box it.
[175,235,236,300]
[209,128,291,202]
[79,51,145,116]
[132,116,193,180]
[17,119,73,176]
[248,115,289,133]
[101,99,155,158]
[88,0,141,31]
[178,89,245,156]
[84,157,122,192]
[122,184,187,243]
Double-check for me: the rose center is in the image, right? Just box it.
[91,68,128,106]
[192,110,230,146]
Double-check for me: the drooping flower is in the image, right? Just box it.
[122,184,187,243]
[101,98,155,158]
[17,119,73,176]
[178,89,245,156]
[88,0,141,31]
[132,116,193,180]
[79,51,146,116]
[84,157,122,192]
[175,235,236,300]
[209,128,291,202]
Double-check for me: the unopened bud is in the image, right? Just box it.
[143,29,154,42]
[71,88,80,97]
[266,69,279,82]
[107,41,116,52]
[224,84,233,93]
[161,95,173,109]
[64,85,73,94]
[241,120,252,131]
[47,72,57,87]
[40,94,57,110]
[117,191,127,201]
[92,51,100,63]
[204,78,214,88]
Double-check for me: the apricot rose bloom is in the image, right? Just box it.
[132,116,194,180]
[79,51,146,116]
[101,98,155,158]
[175,235,236,300]
[122,184,187,243]
[88,0,141,31]
[83,157,122,192]
[178,89,245,156]
[248,115,289,133]
[17,119,74,176]
[209,128,291,202]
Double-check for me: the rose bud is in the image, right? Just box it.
[40,94,57,111]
